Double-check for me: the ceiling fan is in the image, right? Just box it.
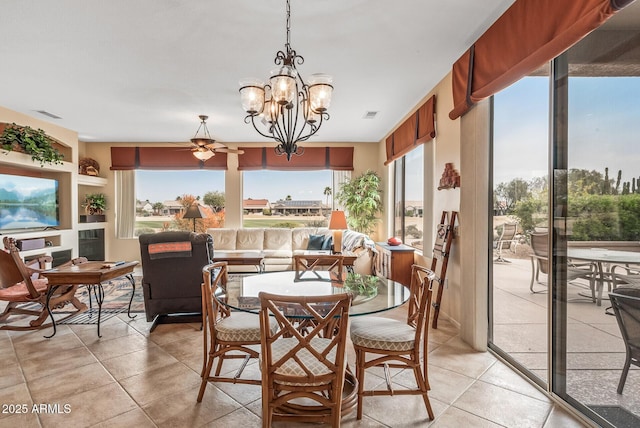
[188,115,244,160]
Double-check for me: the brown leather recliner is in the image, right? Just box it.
[139,231,213,331]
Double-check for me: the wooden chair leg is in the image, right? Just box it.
[355,348,365,420]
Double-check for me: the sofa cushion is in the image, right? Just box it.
[307,234,325,250]
[208,228,237,250]
[264,228,293,251]
[237,229,264,250]
[321,235,333,251]
[292,228,319,251]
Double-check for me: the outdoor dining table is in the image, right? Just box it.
[568,248,640,306]
[213,270,411,416]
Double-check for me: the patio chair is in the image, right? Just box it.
[258,291,352,427]
[494,222,519,263]
[608,287,640,394]
[529,232,596,297]
[0,237,86,331]
[611,264,640,290]
[198,262,273,402]
[350,264,436,421]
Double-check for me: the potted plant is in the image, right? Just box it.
[336,170,383,235]
[0,123,64,166]
[81,193,107,222]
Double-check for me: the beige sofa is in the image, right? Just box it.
[206,227,376,275]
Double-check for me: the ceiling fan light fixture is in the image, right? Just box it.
[193,150,214,161]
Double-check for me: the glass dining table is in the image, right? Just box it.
[215,270,411,317]
[212,269,411,416]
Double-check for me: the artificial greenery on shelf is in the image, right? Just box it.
[83,193,107,215]
[0,123,64,166]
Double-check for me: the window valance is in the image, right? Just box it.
[110,147,228,170]
[384,95,436,165]
[237,147,353,171]
[449,0,630,120]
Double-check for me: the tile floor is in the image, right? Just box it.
[0,300,588,428]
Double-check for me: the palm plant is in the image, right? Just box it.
[336,170,383,235]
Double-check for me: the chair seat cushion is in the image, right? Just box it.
[216,311,263,342]
[0,278,48,302]
[350,317,415,351]
[270,336,337,386]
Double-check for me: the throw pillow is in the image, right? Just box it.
[321,235,333,251]
[307,234,325,250]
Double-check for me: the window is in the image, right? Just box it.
[242,170,334,228]
[134,170,225,235]
[394,145,424,251]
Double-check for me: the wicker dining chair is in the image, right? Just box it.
[293,254,344,282]
[258,291,352,427]
[350,264,436,421]
[197,262,270,402]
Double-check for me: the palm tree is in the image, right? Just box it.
[323,186,332,214]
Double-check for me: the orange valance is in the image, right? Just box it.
[385,95,436,165]
[110,147,228,170]
[237,147,353,171]
[449,0,629,120]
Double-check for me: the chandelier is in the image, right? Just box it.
[239,0,333,161]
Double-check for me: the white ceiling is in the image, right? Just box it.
[0,0,516,145]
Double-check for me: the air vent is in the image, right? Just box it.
[363,111,378,119]
[35,110,62,119]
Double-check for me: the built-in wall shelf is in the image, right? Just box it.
[77,222,107,231]
[78,175,107,186]
[0,149,75,173]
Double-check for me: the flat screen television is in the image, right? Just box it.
[0,173,60,231]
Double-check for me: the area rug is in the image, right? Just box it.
[74,275,145,313]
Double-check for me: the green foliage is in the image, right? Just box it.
[203,191,225,212]
[1,123,64,166]
[262,208,272,215]
[513,196,546,234]
[569,194,640,241]
[272,221,302,228]
[405,225,423,239]
[336,170,383,235]
[306,219,328,227]
[494,178,531,212]
[83,193,107,214]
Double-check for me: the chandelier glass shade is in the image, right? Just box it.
[239,0,333,161]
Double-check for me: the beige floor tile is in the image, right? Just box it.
[101,346,178,381]
[0,383,33,421]
[20,346,98,382]
[0,351,24,390]
[37,382,137,428]
[146,322,201,347]
[70,318,140,346]
[28,361,115,403]
[543,406,589,427]
[429,343,497,379]
[143,383,242,427]
[119,361,201,407]
[87,332,151,361]
[12,328,85,362]
[90,408,156,428]
[0,411,42,428]
[159,333,202,361]
[431,406,503,428]
[359,391,446,426]
[479,360,550,402]
[454,381,552,427]
[201,407,262,427]
[425,365,475,405]
[492,323,548,353]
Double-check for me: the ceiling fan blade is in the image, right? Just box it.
[204,141,226,149]
[214,147,244,154]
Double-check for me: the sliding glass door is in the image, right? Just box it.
[490,4,640,426]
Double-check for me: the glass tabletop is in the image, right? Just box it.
[216,270,410,317]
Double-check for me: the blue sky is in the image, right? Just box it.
[136,169,332,204]
[493,76,640,185]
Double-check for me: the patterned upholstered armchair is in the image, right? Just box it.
[139,231,213,331]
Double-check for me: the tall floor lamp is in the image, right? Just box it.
[328,210,348,254]
[183,204,206,232]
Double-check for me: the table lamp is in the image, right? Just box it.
[183,204,206,232]
[328,210,348,254]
